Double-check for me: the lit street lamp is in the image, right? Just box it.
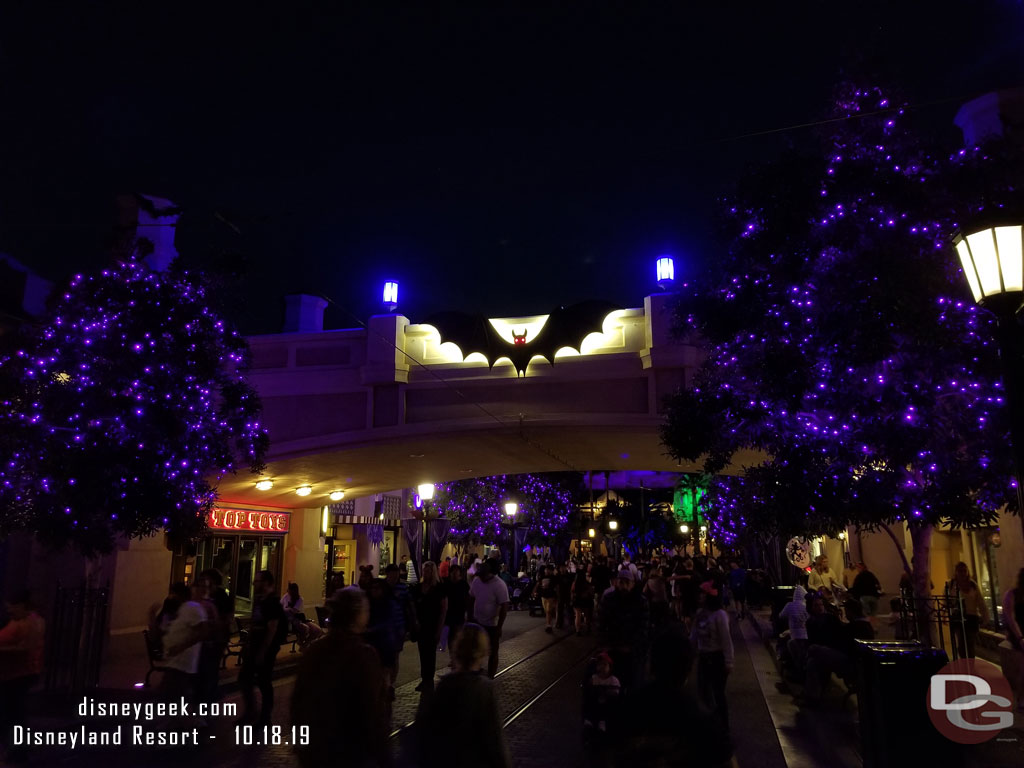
[416,483,438,567]
[954,225,1024,517]
[503,500,520,573]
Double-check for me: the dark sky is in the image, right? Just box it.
[2,3,1023,333]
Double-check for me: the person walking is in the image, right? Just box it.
[537,564,559,634]
[779,583,810,673]
[596,568,649,692]
[238,570,287,727]
[416,624,512,768]
[808,555,840,593]
[441,564,469,652]
[412,561,447,692]
[726,561,748,620]
[848,562,883,627]
[467,559,510,678]
[949,561,988,659]
[571,569,595,636]
[1002,568,1024,711]
[642,565,670,628]
[0,590,45,764]
[160,582,209,704]
[556,563,573,630]
[691,581,734,730]
[291,587,387,768]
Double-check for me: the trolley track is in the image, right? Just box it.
[388,629,584,739]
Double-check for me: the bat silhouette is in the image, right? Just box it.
[424,300,621,376]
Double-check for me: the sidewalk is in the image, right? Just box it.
[747,607,1024,767]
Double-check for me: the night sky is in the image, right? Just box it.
[2,3,1023,334]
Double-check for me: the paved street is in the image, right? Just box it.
[10,609,792,768]
[16,607,1024,767]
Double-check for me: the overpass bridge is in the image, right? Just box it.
[217,292,712,508]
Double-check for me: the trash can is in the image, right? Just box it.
[855,640,961,768]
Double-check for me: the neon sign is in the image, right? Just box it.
[208,508,290,533]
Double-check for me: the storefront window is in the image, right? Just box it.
[379,530,395,572]
[171,533,284,619]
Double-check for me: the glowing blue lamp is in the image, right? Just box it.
[383,280,399,311]
[656,256,675,287]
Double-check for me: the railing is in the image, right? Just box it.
[896,592,967,660]
[45,585,109,694]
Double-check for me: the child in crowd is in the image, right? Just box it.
[585,652,621,732]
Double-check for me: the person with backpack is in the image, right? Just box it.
[238,570,287,727]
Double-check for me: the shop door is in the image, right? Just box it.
[234,537,259,617]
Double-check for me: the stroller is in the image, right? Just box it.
[511,575,532,611]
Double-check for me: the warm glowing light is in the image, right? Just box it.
[329,490,345,501]
[321,507,330,535]
[296,485,313,497]
[488,315,549,345]
[383,281,399,306]
[680,524,689,534]
[505,502,518,517]
[255,479,273,491]
[580,310,630,354]
[955,225,1024,303]
[588,528,596,538]
[656,256,675,283]
[608,519,618,531]
[838,531,846,540]
[417,483,435,501]
[700,524,707,532]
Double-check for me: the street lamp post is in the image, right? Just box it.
[417,483,436,568]
[606,518,620,561]
[954,225,1024,518]
[504,501,518,572]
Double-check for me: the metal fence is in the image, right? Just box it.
[44,585,109,693]
[896,592,967,660]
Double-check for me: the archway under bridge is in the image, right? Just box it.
[215,293,758,508]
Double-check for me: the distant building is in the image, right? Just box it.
[0,254,52,345]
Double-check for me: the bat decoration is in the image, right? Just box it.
[424,300,622,376]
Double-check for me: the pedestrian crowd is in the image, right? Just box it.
[284,548,758,767]
[5,550,1024,768]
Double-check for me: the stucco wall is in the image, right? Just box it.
[110,533,173,633]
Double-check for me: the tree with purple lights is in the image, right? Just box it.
[0,254,268,555]
[662,84,1024,605]
[433,472,579,549]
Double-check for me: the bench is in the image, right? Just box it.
[142,629,169,687]
[222,617,300,665]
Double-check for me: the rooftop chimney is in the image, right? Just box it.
[283,294,328,333]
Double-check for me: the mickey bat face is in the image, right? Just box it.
[512,329,528,345]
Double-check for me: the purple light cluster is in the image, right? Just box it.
[433,473,574,544]
[0,256,268,553]
[670,84,1020,541]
